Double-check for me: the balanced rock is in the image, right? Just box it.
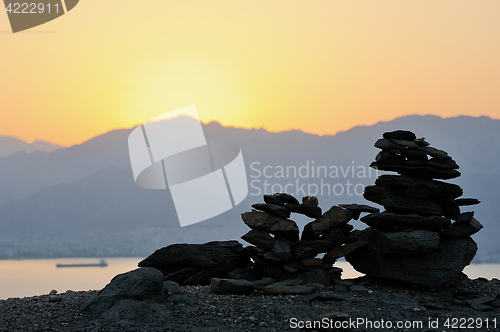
[346,237,477,287]
[241,210,299,242]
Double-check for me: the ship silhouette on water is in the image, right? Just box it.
[56,259,108,268]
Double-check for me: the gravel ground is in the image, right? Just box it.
[1,275,499,332]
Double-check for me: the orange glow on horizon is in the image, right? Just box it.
[1,0,500,146]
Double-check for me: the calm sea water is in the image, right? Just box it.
[0,258,498,300]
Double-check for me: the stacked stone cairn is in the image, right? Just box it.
[240,193,379,286]
[346,130,482,287]
[138,193,379,294]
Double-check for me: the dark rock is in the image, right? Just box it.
[417,146,449,159]
[383,130,416,141]
[375,151,406,164]
[320,228,346,246]
[302,206,353,240]
[82,268,164,317]
[262,251,282,262]
[374,230,440,256]
[427,157,459,170]
[363,185,402,205]
[325,267,343,277]
[138,243,239,273]
[263,194,285,206]
[370,162,461,179]
[301,258,323,266]
[345,230,362,242]
[265,265,301,281]
[299,269,330,287]
[442,217,483,238]
[296,240,334,253]
[205,240,244,253]
[405,149,428,160]
[228,268,256,281]
[339,204,380,220]
[272,240,292,260]
[251,203,290,218]
[375,175,463,199]
[323,238,368,263]
[470,303,494,312]
[241,229,275,250]
[455,198,481,206]
[164,267,201,284]
[456,211,474,224]
[436,198,460,219]
[361,212,451,232]
[163,281,181,295]
[465,296,496,306]
[188,256,220,269]
[241,210,299,242]
[183,257,248,285]
[302,196,319,206]
[381,196,442,216]
[346,237,478,287]
[293,247,317,261]
[210,278,256,295]
[252,277,276,286]
[273,193,300,205]
[391,139,418,148]
[285,203,322,218]
[374,138,407,154]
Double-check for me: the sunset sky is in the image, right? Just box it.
[1,0,499,146]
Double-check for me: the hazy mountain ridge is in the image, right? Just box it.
[0,136,64,157]
[0,115,499,260]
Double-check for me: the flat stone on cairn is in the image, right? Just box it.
[346,130,483,287]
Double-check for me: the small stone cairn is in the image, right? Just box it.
[240,193,379,285]
[346,130,482,287]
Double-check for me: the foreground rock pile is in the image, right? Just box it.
[240,193,378,286]
[137,193,379,293]
[347,130,482,287]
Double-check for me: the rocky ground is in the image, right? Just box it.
[1,274,499,332]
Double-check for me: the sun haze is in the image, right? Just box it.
[1,0,499,146]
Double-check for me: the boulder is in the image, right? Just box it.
[138,243,240,273]
[370,162,461,179]
[346,237,478,287]
[299,269,330,287]
[82,267,164,317]
[210,278,256,295]
[455,198,481,206]
[374,230,440,256]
